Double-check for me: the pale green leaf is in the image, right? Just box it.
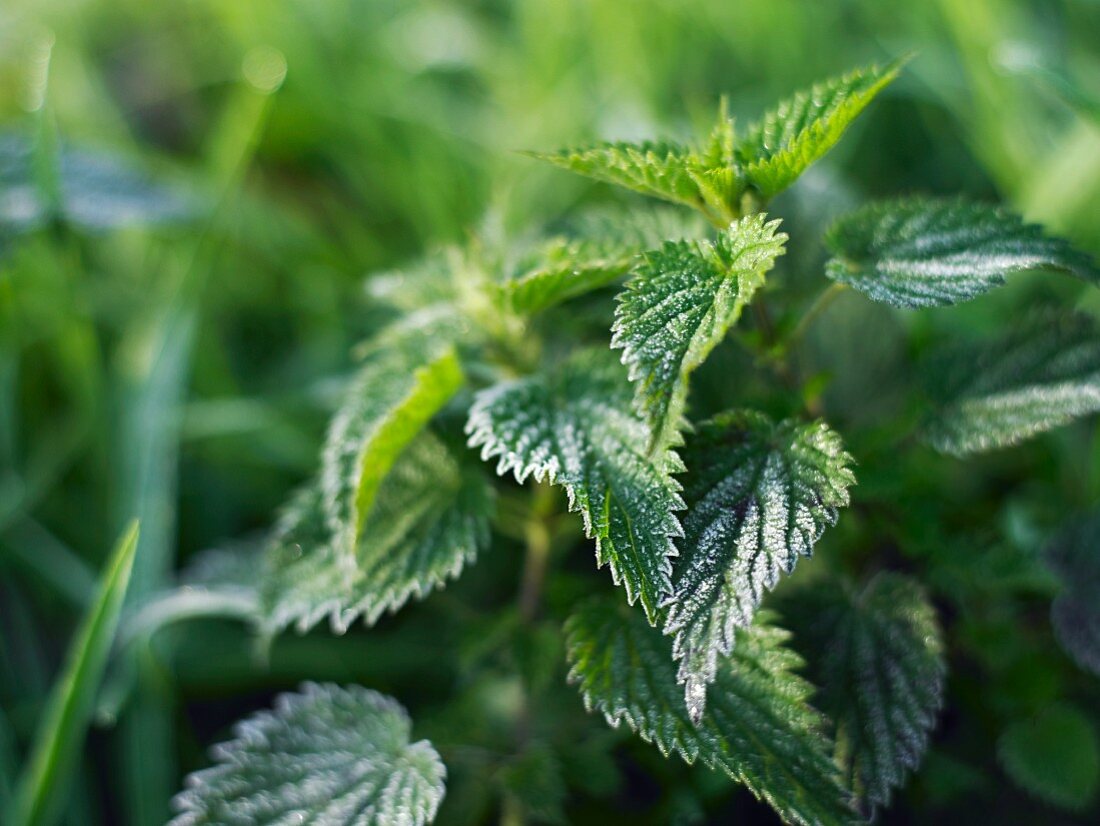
[737,59,903,198]
[465,350,683,622]
[1043,513,1100,677]
[263,432,493,634]
[495,207,706,315]
[612,215,787,451]
[662,410,854,721]
[171,683,446,826]
[9,521,140,826]
[922,313,1100,455]
[997,702,1099,812]
[779,574,945,814]
[824,197,1100,307]
[566,599,855,826]
[321,330,464,559]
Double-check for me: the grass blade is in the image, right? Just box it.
[8,520,140,826]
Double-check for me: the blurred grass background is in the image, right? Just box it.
[1,0,1099,823]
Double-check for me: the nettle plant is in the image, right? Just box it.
[168,59,1100,824]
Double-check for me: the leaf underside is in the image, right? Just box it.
[262,432,493,635]
[171,683,446,826]
[565,599,856,826]
[780,574,946,814]
[921,312,1100,455]
[1043,513,1100,678]
[662,410,855,721]
[321,330,463,559]
[736,59,903,199]
[465,349,683,623]
[825,197,1100,308]
[612,214,787,452]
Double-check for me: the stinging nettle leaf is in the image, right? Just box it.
[1042,512,1100,678]
[612,215,787,452]
[736,59,903,199]
[321,330,464,560]
[263,432,493,635]
[824,197,1100,308]
[997,702,1099,812]
[779,574,946,814]
[171,683,446,826]
[565,599,856,826]
[662,410,855,722]
[921,312,1100,455]
[465,350,683,623]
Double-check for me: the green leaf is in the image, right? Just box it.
[779,574,946,814]
[1043,513,1100,677]
[824,197,1100,308]
[263,432,493,634]
[466,350,683,622]
[9,520,140,826]
[494,207,705,315]
[321,330,464,559]
[530,140,714,215]
[612,215,787,451]
[565,599,855,826]
[662,410,855,721]
[736,59,903,199]
[997,702,1099,812]
[921,312,1100,455]
[171,683,446,826]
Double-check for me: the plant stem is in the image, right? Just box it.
[786,282,847,351]
[518,495,553,623]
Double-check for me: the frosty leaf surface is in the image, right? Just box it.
[736,60,902,199]
[466,350,683,622]
[1043,513,1100,677]
[565,599,855,826]
[263,433,493,634]
[321,329,463,559]
[825,197,1100,308]
[780,574,945,813]
[612,215,787,451]
[171,683,446,826]
[662,410,854,721]
[921,313,1100,455]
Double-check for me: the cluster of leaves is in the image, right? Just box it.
[95,58,1100,825]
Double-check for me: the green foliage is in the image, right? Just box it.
[612,215,787,451]
[1043,513,1100,677]
[466,350,684,622]
[663,411,855,721]
[8,522,140,826]
[779,574,946,814]
[825,197,1100,307]
[922,313,1100,455]
[996,702,1100,812]
[565,599,855,826]
[735,60,904,199]
[171,683,446,825]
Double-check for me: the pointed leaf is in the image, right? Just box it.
[1043,513,1100,677]
[171,683,446,826]
[264,433,493,634]
[566,599,855,826]
[9,521,140,826]
[825,197,1100,308]
[779,574,945,813]
[466,350,683,622]
[997,702,1099,812]
[736,60,902,198]
[321,331,464,559]
[662,410,855,721]
[613,215,787,451]
[922,313,1100,455]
